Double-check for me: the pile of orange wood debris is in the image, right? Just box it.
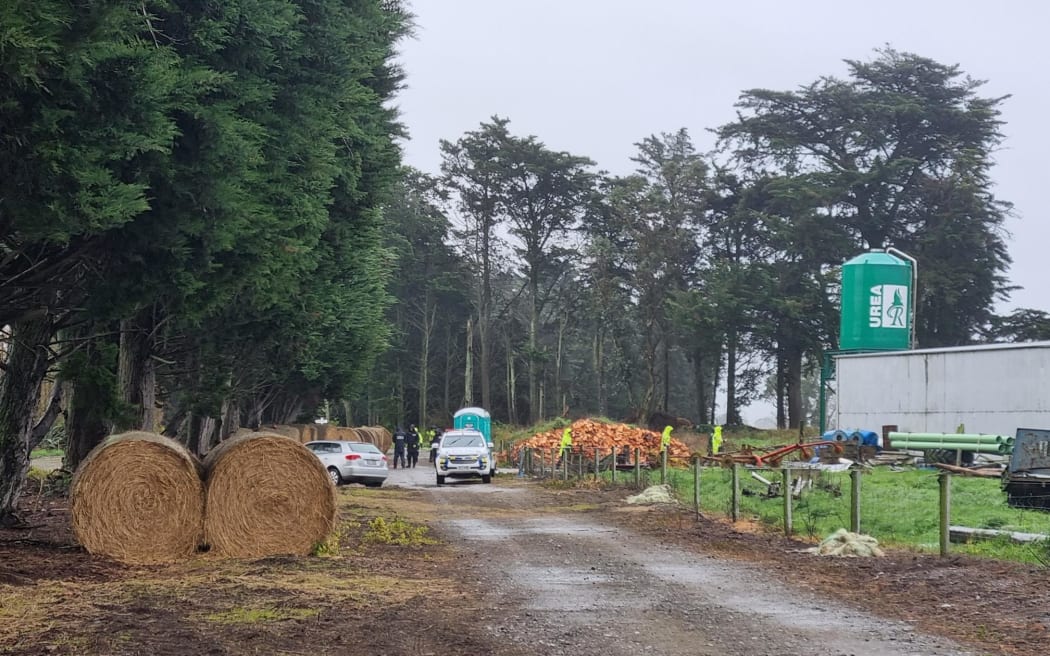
[513,419,692,466]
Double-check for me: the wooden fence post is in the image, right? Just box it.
[731,463,740,522]
[939,471,951,557]
[693,456,701,521]
[850,467,861,534]
[661,449,668,484]
[782,466,793,537]
[634,448,641,489]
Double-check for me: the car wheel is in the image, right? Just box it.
[482,474,492,484]
[327,467,341,486]
[436,474,445,486]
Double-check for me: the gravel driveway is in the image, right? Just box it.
[383,465,971,656]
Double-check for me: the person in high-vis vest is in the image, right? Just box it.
[711,425,723,455]
[559,427,572,464]
[661,425,673,452]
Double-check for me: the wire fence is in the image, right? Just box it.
[513,446,1050,562]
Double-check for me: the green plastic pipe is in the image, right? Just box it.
[888,432,1007,447]
[887,441,1003,453]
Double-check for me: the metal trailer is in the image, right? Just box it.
[1003,428,1050,509]
[832,341,1050,436]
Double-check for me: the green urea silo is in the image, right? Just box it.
[839,250,912,351]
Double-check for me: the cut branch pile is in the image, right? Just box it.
[513,419,692,466]
[203,433,336,558]
[70,432,204,565]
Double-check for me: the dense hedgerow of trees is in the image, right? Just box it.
[0,0,408,523]
[2,19,1044,527]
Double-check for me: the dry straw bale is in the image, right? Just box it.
[350,426,392,453]
[367,425,392,452]
[70,432,204,564]
[202,433,335,558]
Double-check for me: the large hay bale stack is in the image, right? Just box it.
[325,426,358,441]
[70,432,204,564]
[258,424,303,441]
[202,433,335,558]
[351,426,392,453]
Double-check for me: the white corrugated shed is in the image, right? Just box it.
[833,341,1050,435]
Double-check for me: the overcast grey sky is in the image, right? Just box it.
[395,0,1049,316]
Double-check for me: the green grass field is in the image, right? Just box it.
[30,448,64,459]
[651,465,1050,564]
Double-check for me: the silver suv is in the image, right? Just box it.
[435,430,491,485]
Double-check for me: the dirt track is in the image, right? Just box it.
[3,465,1047,654]
[388,466,969,656]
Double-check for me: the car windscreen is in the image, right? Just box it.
[348,443,382,454]
[442,434,484,448]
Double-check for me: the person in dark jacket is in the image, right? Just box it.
[406,424,421,468]
[429,427,442,463]
[392,426,407,469]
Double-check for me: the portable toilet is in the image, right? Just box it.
[453,407,492,446]
[454,407,494,476]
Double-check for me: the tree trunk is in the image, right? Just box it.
[418,303,435,427]
[0,314,54,525]
[117,309,156,432]
[198,416,218,455]
[786,345,803,430]
[662,330,671,412]
[528,271,539,423]
[538,379,544,421]
[775,349,786,430]
[691,348,708,425]
[725,328,741,425]
[593,327,606,418]
[554,315,567,421]
[639,320,659,422]
[340,399,353,428]
[463,317,473,406]
[219,395,240,440]
[506,334,517,424]
[443,325,453,418]
[480,225,492,410]
[64,334,114,473]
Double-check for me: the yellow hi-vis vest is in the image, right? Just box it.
[559,428,572,454]
[661,425,673,452]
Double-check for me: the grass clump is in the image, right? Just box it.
[30,448,64,459]
[311,521,359,556]
[204,606,319,624]
[363,515,436,547]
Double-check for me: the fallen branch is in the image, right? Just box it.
[932,463,1003,478]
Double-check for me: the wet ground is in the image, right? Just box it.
[388,465,969,656]
[2,463,1047,654]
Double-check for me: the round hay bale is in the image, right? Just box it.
[364,426,392,453]
[70,432,204,565]
[202,433,336,558]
